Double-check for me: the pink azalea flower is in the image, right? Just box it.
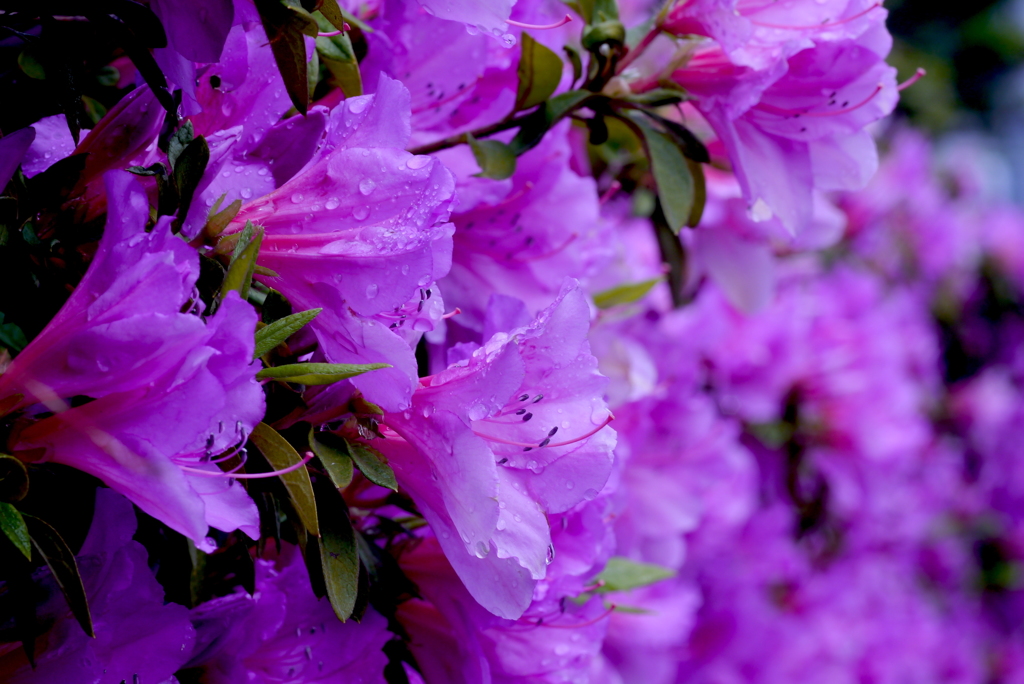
[4,172,264,550]
[439,122,615,330]
[375,281,616,618]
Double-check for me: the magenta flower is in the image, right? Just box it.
[0,490,195,684]
[5,172,264,550]
[375,281,616,618]
[0,128,35,191]
[439,122,615,331]
[396,534,613,684]
[663,0,897,234]
[187,546,391,683]
[223,75,457,411]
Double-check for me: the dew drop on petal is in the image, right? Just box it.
[406,155,432,170]
[365,283,379,299]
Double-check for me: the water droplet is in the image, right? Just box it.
[501,33,517,47]
[554,644,569,656]
[474,541,490,558]
[257,167,269,176]
[406,155,432,170]
[290,193,304,204]
[565,480,574,490]
[527,460,538,470]
[325,197,340,210]
[359,178,376,195]
[353,205,370,220]
[496,519,507,530]
[240,188,252,199]
[583,488,599,500]
[401,264,410,275]
[348,97,369,114]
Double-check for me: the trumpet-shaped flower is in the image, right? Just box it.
[6,172,264,550]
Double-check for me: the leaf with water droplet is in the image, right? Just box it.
[344,438,397,491]
[0,502,30,559]
[253,308,321,359]
[467,134,516,180]
[23,514,93,636]
[595,556,675,592]
[309,429,353,489]
[592,277,663,309]
[249,422,319,537]
[256,362,389,385]
[515,33,565,112]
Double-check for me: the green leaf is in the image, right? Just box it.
[203,198,243,240]
[344,438,397,491]
[619,88,687,107]
[254,308,321,358]
[687,157,706,227]
[515,33,564,112]
[17,51,45,79]
[316,483,359,621]
[171,136,210,234]
[81,96,107,126]
[167,121,195,170]
[309,429,354,490]
[510,89,594,155]
[126,162,167,177]
[23,515,94,637]
[256,362,389,386]
[317,0,349,31]
[0,313,28,353]
[467,135,517,180]
[249,422,319,537]
[220,220,264,302]
[643,112,710,163]
[593,277,663,309]
[0,503,31,559]
[255,0,318,114]
[97,65,120,87]
[596,556,675,592]
[315,13,362,96]
[634,118,694,234]
[0,455,29,502]
[564,45,583,86]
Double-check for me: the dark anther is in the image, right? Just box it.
[516,409,527,415]
[497,458,509,464]
[532,394,544,403]
[518,393,530,401]
[539,438,550,447]
[523,446,533,452]
[523,412,533,422]
[548,427,558,437]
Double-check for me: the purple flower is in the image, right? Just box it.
[663,1,897,235]
[187,546,391,683]
[5,172,264,550]
[0,489,195,684]
[375,281,616,618]
[396,534,612,684]
[223,75,456,411]
[439,122,615,331]
[0,128,35,191]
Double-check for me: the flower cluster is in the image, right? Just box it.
[0,0,1022,682]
